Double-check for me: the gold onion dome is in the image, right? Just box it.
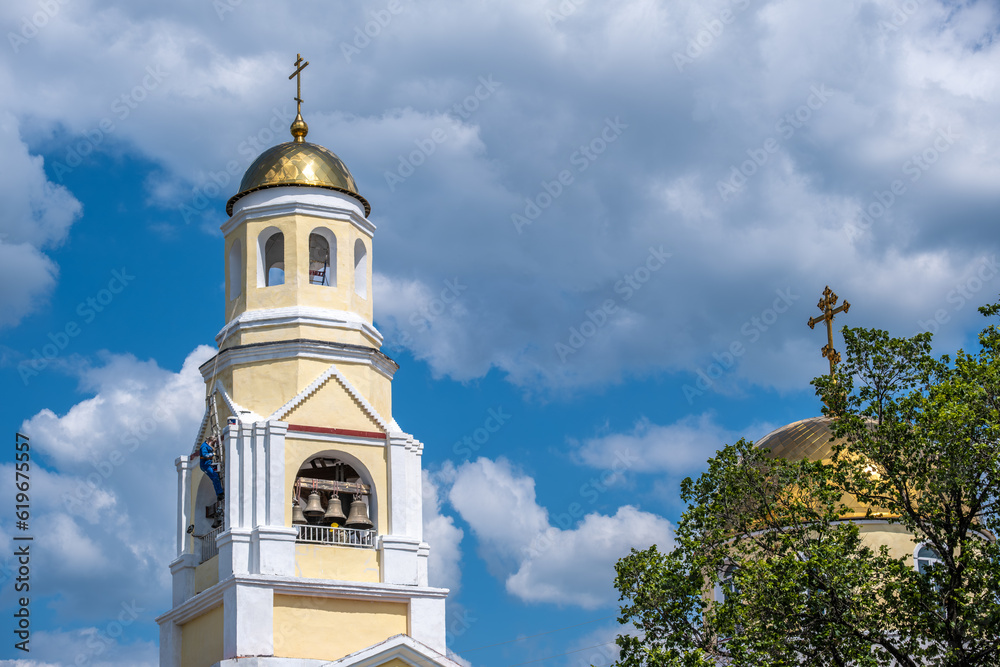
[226,117,371,217]
[757,416,842,462]
[757,416,884,519]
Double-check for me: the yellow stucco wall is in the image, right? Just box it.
[222,355,391,428]
[272,594,407,660]
[295,542,381,582]
[225,215,373,322]
[379,659,413,667]
[859,521,921,562]
[282,370,386,432]
[180,604,224,667]
[194,555,219,594]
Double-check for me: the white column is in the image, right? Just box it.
[158,618,183,667]
[223,583,274,659]
[387,432,410,535]
[410,596,447,654]
[225,422,244,528]
[264,421,288,527]
[255,421,296,576]
[417,543,430,587]
[169,553,199,606]
[175,456,196,555]
[407,439,424,542]
[220,421,252,579]
[381,535,420,585]
[252,421,267,529]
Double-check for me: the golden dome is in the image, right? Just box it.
[758,416,888,519]
[226,140,371,217]
[757,416,841,462]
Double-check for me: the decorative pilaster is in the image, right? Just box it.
[175,456,197,555]
[223,583,274,659]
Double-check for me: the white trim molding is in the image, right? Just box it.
[156,574,449,627]
[267,362,390,431]
[215,305,384,349]
[224,187,375,239]
[200,338,398,383]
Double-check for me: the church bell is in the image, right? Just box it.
[291,500,307,525]
[323,492,347,526]
[303,490,325,521]
[345,496,373,530]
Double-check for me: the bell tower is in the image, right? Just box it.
[156,57,457,667]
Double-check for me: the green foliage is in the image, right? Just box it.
[612,301,1000,667]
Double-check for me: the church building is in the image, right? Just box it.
[155,56,460,667]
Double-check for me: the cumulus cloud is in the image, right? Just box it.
[0,113,81,327]
[507,506,675,609]
[440,458,674,608]
[4,0,999,386]
[0,627,156,667]
[573,413,740,475]
[2,347,211,624]
[422,469,464,592]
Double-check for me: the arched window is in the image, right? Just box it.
[354,239,368,298]
[228,239,242,300]
[257,227,284,287]
[714,564,739,604]
[915,543,942,574]
[193,475,223,563]
[292,454,376,549]
[309,229,337,287]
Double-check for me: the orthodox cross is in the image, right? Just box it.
[808,286,850,379]
[289,53,309,114]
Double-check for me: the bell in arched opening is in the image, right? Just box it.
[308,232,332,286]
[292,500,307,525]
[345,495,373,530]
[303,490,325,522]
[323,492,347,526]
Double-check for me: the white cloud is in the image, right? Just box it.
[447,458,549,575]
[507,506,675,609]
[573,413,739,475]
[442,458,674,609]
[3,0,998,388]
[0,113,81,327]
[2,347,211,625]
[0,627,156,667]
[422,468,464,592]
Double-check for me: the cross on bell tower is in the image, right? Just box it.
[288,53,310,143]
[808,286,850,380]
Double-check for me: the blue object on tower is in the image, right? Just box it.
[199,441,224,498]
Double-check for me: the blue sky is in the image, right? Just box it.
[1,0,999,665]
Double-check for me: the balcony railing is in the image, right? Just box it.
[199,525,223,563]
[295,524,376,549]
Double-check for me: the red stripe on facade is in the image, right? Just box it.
[287,424,386,440]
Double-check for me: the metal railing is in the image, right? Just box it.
[295,524,376,549]
[199,525,223,563]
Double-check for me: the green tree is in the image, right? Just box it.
[612,304,1000,666]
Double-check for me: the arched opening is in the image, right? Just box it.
[354,239,368,298]
[257,227,285,287]
[309,228,337,287]
[292,453,377,548]
[915,543,942,575]
[194,475,223,563]
[714,564,739,603]
[228,239,242,300]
